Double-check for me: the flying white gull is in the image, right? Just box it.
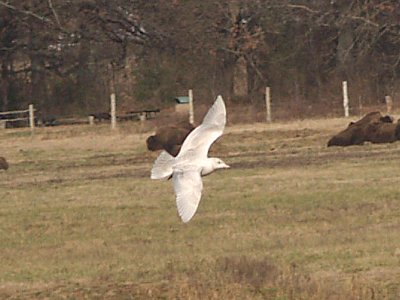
[151,95,230,223]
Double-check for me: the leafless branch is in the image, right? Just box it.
[47,0,62,29]
[285,4,319,14]
[348,15,379,27]
[0,0,52,24]
[246,54,267,82]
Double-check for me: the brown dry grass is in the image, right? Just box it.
[0,117,400,299]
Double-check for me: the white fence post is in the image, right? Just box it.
[188,89,194,125]
[385,95,393,114]
[29,104,35,130]
[110,93,116,129]
[342,81,349,117]
[265,86,271,123]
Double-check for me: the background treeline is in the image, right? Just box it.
[1,0,400,118]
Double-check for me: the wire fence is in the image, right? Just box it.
[0,83,395,131]
[0,105,35,130]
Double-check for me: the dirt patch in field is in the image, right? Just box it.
[3,125,400,188]
[0,167,150,189]
[228,146,400,170]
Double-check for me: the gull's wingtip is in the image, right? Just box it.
[177,205,196,223]
[215,95,226,109]
[181,216,192,223]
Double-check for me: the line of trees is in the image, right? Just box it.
[1,1,400,117]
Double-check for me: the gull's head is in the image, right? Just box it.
[211,158,230,170]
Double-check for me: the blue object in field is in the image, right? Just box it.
[174,96,190,104]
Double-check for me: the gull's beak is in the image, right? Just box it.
[222,163,230,169]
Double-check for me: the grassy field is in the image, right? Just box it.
[0,118,400,299]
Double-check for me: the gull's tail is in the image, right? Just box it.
[151,151,175,180]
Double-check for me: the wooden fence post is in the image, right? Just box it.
[265,87,271,123]
[342,81,349,117]
[385,95,393,114]
[29,104,35,130]
[188,89,194,125]
[110,93,116,129]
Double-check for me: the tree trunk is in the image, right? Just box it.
[215,49,235,99]
[334,1,354,78]
[29,27,47,109]
[337,23,353,76]
[76,38,91,111]
[0,62,10,111]
[30,56,47,108]
[233,56,248,97]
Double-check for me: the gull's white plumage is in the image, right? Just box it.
[150,95,229,223]
[173,168,203,223]
[177,96,226,160]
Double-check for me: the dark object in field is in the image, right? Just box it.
[89,112,111,122]
[37,114,58,126]
[119,109,161,121]
[364,121,400,144]
[0,157,9,170]
[347,111,392,127]
[146,122,195,156]
[327,112,399,146]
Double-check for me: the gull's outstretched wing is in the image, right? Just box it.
[177,95,226,159]
[173,167,203,223]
